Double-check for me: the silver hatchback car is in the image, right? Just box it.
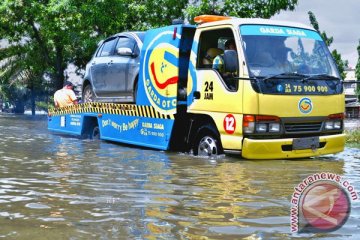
[82,32,145,103]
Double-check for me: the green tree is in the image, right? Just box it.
[355,40,360,101]
[186,0,298,21]
[0,40,46,114]
[308,11,348,79]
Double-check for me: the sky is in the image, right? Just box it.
[272,0,359,68]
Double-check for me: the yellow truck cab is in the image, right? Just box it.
[186,15,345,159]
[48,15,345,159]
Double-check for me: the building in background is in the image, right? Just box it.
[344,67,359,118]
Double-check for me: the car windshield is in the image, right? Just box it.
[240,25,340,79]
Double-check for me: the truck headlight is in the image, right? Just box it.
[243,115,281,134]
[324,113,344,131]
[269,123,280,132]
[334,121,342,129]
[256,123,267,132]
[324,120,334,130]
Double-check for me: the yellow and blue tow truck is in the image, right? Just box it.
[48,15,345,159]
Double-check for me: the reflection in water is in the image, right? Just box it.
[0,114,359,239]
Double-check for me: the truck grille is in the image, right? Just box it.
[284,122,322,133]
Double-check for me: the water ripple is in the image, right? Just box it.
[0,116,359,239]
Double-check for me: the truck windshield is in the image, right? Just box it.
[240,25,340,79]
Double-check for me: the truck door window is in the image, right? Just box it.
[198,28,239,91]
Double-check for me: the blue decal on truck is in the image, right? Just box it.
[240,25,322,40]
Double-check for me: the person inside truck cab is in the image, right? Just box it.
[212,39,238,90]
[203,48,223,67]
[212,39,236,73]
[54,81,78,108]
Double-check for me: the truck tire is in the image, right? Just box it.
[192,125,222,157]
[133,80,138,103]
[91,126,100,140]
[83,84,95,103]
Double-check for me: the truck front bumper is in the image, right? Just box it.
[241,133,346,160]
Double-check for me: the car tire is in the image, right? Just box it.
[83,84,95,103]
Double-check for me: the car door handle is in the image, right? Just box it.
[91,62,96,65]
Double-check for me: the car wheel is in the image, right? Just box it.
[192,125,222,157]
[83,84,95,103]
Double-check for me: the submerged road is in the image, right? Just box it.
[0,114,359,239]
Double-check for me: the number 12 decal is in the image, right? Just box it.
[223,114,236,134]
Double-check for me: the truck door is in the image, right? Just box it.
[188,26,243,115]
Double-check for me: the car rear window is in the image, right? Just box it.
[134,32,145,42]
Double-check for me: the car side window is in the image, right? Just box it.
[115,37,137,54]
[98,38,117,57]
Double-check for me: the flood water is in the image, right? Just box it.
[0,114,359,239]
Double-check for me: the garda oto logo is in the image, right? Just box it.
[298,97,313,114]
[142,31,195,114]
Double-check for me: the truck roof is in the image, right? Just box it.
[195,16,315,32]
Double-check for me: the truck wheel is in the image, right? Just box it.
[193,126,222,157]
[133,80,138,103]
[83,85,94,103]
[91,126,100,140]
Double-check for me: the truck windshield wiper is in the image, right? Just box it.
[262,72,306,81]
[301,74,341,81]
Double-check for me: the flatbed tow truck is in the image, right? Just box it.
[48,15,345,159]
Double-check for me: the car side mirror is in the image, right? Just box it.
[223,50,239,73]
[117,47,136,57]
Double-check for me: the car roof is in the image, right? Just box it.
[111,31,145,42]
[97,31,145,47]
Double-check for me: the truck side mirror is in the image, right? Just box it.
[223,50,239,73]
[117,47,137,57]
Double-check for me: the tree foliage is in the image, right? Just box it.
[355,40,360,101]
[0,0,190,91]
[186,0,298,21]
[308,11,348,79]
[356,41,360,80]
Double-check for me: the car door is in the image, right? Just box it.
[109,36,139,98]
[90,37,117,97]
